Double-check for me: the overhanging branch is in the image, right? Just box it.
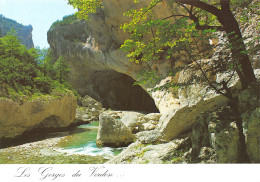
[174,0,222,17]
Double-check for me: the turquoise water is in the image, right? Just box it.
[56,121,124,159]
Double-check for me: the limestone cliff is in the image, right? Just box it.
[47,1,173,113]
[0,15,34,49]
[47,0,259,162]
[0,93,77,142]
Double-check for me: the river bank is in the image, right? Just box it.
[0,134,108,164]
[0,122,121,164]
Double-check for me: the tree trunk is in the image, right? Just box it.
[218,8,257,88]
[229,97,249,163]
[178,0,257,88]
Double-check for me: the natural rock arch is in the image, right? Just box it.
[80,70,159,113]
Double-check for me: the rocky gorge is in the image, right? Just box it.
[0,0,259,164]
[46,0,260,163]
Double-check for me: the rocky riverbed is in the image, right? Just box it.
[0,135,108,164]
[0,122,114,164]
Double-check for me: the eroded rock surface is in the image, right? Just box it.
[0,93,77,140]
[107,138,191,164]
[96,113,134,147]
[74,95,103,124]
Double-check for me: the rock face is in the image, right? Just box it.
[47,18,159,112]
[74,95,103,124]
[246,108,260,163]
[0,93,77,140]
[47,0,171,113]
[157,95,228,142]
[96,113,134,147]
[135,130,162,144]
[107,138,191,164]
[47,0,259,162]
[0,15,34,49]
[47,0,243,143]
[191,103,260,163]
[238,86,260,163]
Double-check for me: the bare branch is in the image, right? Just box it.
[162,14,189,20]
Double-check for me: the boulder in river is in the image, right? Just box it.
[96,113,134,147]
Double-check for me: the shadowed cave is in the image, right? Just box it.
[80,70,159,113]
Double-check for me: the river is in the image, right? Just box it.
[0,121,124,164]
[55,121,124,158]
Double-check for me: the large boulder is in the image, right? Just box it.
[96,113,134,147]
[74,107,98,124]
[0,93,77,140]
[157,95,228,142]
[237,86,259,163]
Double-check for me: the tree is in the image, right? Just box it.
[0,29,75,99]
[0,28,21,59]
[36,48,57,79]
[67,0,259,162]
[68,0,257,87]
[55,56,71,84]
[0,29,38,88]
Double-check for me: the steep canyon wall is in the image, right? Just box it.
[47,0,259,142]
[0,15,34,49]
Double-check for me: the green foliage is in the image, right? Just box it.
[67,0,102,20]
[55,56,71,84]
[0,29,76,101]
[34,76,53,94]
[50,14,78,30]
[134,70,160,86]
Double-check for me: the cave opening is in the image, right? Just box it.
[82,70,159,113]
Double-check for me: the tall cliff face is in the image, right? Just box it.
[47,0,175,112]
[48,0,259,142]
[47,0,221,114]
[0,15,34,49]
